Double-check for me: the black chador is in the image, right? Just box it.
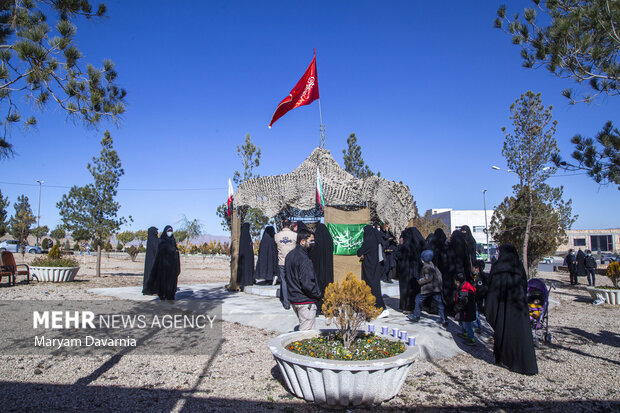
[254,226,278,283]
[357,225,385,310]
[485,244,538,375]
[142,226,159,295]
[396,228,417,313]
[237,222,255,289]
[432,228,454,316]
[380,226,397,282]
[148,225,181,301]
[309,223,334,296]
[460,225,478,266]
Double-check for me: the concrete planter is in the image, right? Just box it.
[586,286,620,305]
[30,267,79,282]
[268,329,418,407]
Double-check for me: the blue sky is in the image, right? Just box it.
[2,0,618,236]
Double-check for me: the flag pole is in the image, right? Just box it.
[318,99,326,148]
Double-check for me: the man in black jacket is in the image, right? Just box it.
[565,249,577,285]
[584,250,597,287]
[285,229,323,331]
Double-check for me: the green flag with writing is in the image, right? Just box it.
[326,223,367,255]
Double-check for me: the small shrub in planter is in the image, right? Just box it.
[287,272,401,361]
[605,261,620,289]
[31,245,79,268]
[322,272,382,349]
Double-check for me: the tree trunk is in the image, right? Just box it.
[227,208,240,291]
[96,244,102,277]
[522,189,533,279]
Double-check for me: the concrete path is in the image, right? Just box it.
[88,283,492,361]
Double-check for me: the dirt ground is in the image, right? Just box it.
[0,254,618,412]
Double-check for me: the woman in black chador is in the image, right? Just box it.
[575,249,587,282]
[254,226,278,284]
[432,228,454,316]
[149,225,181,301]
[460,225,478,266]
[309,223,334,296]
[357,225,385,311]
[142,226,159,295]
[485,244,538,375]
[237,222,255,289]
[396,228,417,313]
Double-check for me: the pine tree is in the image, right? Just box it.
[57,131,130,276]
[9,194,36,252]
[0,1,126,159]
[342,133,379,178]
[495,1,620,189]
[494,91,575,276]
[216,134,270,240]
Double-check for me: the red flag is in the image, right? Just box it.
[269,53,319,128]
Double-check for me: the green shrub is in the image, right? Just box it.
[48,245,61,259]
[31,256,79,268]
[322,272,383,349]
[606,261,620,289]
[41,238,50,250]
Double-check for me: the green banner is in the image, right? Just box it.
[326,223,367,255]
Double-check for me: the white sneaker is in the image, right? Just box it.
[377,309,389,319]
[593,299,605,306]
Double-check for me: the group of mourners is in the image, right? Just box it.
[141,225,181,300]
[239,219,538,376]
[564,248,598,286]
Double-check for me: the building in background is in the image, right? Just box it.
[427,208,493,245]
[558,229,620,254]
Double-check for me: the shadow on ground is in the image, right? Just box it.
[0,380,617,412]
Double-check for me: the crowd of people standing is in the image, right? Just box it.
[238,219,539,376]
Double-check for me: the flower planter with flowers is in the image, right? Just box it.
[269,273,418,407]
[29,245,80,283]
[586,261,620,305]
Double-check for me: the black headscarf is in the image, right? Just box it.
[486,244,538,375]
[460,225,478,265]
[357,225,385,310]
[254,226,278,283]
[295,221,309,233]
[237,222,254,289]
[309,223,334,296]
[148,225,181,300]
[142,226,159,295]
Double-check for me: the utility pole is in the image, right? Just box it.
[482,189,489,260]
[36,180,44,248]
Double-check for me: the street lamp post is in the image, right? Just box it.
[36,180,44,247]
[482,189,489,257]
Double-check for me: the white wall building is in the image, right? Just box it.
[427,208,493,245]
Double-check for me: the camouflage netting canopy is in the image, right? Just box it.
[234,147,415,236]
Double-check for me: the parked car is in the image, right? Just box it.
[600,253,619,264]
[0,240,42,254]
[540,257,553,264]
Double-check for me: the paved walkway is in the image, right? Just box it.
[88,283,493,361]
